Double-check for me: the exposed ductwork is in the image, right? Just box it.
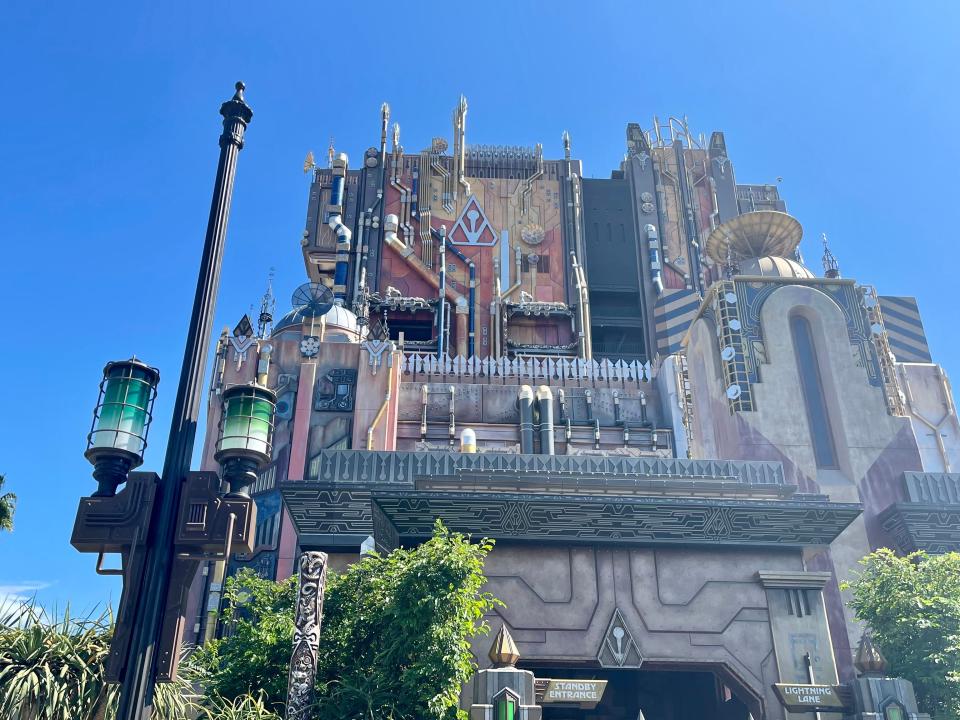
[535,385,555,455]
[328,153,352,302]
[518,385,535,454]
[383,214,469,356]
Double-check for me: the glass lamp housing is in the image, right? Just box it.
[85,358,160,496]
[493,689,518,720]
[215,383,276,496]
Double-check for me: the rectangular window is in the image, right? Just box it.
[520,255,550,273]
[790,315,839,468]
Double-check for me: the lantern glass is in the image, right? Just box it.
[217,385,276,462]
[87,360,159,464]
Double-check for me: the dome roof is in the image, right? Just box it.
[273,301,360,337]
[324,303,359,332]
[737,255,815,279]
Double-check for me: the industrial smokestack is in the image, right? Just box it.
[518,385,535,454]
[535,385,555,455]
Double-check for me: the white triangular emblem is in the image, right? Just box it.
[449,195,497,246]
[598,608,644,668]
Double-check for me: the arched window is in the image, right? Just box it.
[790,315,838,468]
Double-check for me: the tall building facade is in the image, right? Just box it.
[184,102,959,719]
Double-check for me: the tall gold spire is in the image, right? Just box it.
[488,624,520,668]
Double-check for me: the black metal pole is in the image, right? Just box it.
[116,81,252,720]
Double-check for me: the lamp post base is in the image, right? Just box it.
[220,456,259,498]
[90,455,134,497]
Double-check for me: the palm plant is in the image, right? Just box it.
[196,692,281,720]
[0,475,15,532]
[0,600,196,720]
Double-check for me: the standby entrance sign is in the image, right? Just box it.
[535,679,608,709]
[773,683,847,712]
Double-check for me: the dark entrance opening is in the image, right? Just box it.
[525,665,753,720]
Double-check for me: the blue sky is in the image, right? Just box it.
[1,1,958,612]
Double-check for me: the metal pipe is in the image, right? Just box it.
[645,224,664,296]
[366,358,395,450]
[437,225,447,358]
[328,153,352,302]
[570,253,592,359]
[536,385,555,455]
[352,210,366,298]
[441,235,477,357]
[420,384,428,439]
[383,215,463,305]
[448,384,456,446]
[502,244,524,299]
[577,265,593,360]
[518,385,535,454]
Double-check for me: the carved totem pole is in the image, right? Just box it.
[285,551,328,720]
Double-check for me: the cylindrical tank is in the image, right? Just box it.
[535,385,555,455]
[518,385,535,454]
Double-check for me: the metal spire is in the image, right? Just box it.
[822,232,840,278]
[257,268,276,338]
[562,130,571,160]
[724,243,740,280]
[488,624,520,668]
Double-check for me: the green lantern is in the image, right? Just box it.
[493,689,519,720]
[882,700,907,720]
[85,358,160,497]
[215,383,277,497]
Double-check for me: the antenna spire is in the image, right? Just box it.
[822,233,840,278]
[257,268,276,338]
[724,243,740,280]
[327,137,335,169]
[562,130,571,160]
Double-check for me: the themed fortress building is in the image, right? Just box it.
[185,103,958,719]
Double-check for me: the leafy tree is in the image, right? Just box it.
[844,548,960,720]
[192,569,298,712]
[0,600,194,720]
[314,522,498,720]
[197,521,498,720]
[0,475,15,532]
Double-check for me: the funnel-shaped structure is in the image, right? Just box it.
[705,210,803,264]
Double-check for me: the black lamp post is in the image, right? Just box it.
[73,82,259,720]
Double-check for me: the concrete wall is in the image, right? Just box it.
[686,283,925,677]
[475,542,831,720]
[898,362,960,473]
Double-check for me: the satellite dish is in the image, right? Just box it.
[721,346,736,362]
[705,211,803,265]
[291,282,334,318]
[726,384,742,400]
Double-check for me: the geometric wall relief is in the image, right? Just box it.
[597,608,644,668]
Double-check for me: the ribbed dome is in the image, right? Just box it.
[737,255,815,279]
[274,301,360,340]
[324,303,359,332]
